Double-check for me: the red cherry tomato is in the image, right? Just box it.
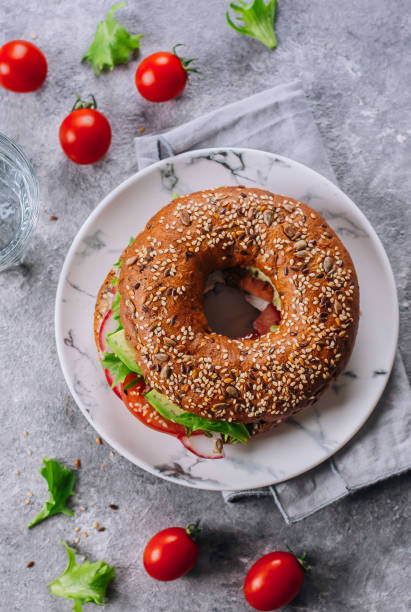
[120,375,186,436]
[244,551,306,611]
[143,523,200,581]
[135,46,197,102]
[59,96,111,165]
[0,40,47,92]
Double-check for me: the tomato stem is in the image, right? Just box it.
[185,519,202,541]
[172,44,200,75]
[71,94,98,112]
[286,545,312,572]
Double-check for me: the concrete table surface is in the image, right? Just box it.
[0,1,410,611]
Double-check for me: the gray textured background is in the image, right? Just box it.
[0,1,410,611]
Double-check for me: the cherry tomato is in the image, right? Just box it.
[120,375,186,436]
[59,96,111,165]
[244,551,306,611]
[135,45,198,102]
[0,40,47,92]
[143,523,200,581]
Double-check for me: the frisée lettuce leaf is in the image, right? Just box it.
[82,2,142,74]
[49,541,115,612]
[28,458,75,528]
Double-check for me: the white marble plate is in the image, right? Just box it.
[55,148,398,491]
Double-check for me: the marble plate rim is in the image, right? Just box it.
[55,147,399,491]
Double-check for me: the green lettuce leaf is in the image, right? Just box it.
[101,352,132,386]
[49,541,115,612]
[145,389,251,444]
[28,458,75,528]
[226,0,277,49]
[82,2,143,74]
[110,288,123,334]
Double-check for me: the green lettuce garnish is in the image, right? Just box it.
[28,458,75,528]
[82,2,143,74]
[226,0,277,49]
[49,542,115,612]
[145,389,250,444]
[101,352,132,386]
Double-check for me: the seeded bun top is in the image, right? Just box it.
[111,186,359,435]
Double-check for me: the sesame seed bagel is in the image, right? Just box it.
[112,186,359,433]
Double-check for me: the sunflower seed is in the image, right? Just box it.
[226,385,240,398]
[214,438,224,453]
[160,365,171,379]
[323,256,334,273]
[125,299,135,313]
[283,224,298,240]
[155,353,169,362]
[126,255,138,266]
[263,210,274,226]
[294,239,307,251]
[247,207,256,219]
[163,337,176,347]
[295,250,308,258]
[215,194,228,201]
[180,211,191,226]
[283,202,295,213]
[214,403,229,410]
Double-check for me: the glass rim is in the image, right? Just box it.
[0,133,39,269]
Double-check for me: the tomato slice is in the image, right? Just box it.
[239,275,274,303]
[253,304,281,335]
[120,375,186,436]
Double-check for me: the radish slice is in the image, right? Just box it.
[104,368,122,399]
[98,310,117,353]
[98,308,122,398]
[244,293,270,312]
[253,304,281,335]
[178,433,225,459]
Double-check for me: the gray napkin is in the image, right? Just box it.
[135,81,411,523]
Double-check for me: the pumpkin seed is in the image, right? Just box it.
[180,210,191,226]
[323,256,334,273]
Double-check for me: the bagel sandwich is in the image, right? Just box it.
[94,186,359,448]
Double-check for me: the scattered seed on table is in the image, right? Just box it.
[98,526,106,532]
[75,537,80,544]
[75,527,80,533]
[24,500,30,505]
[27,450,32,456]
[83,532,88,537]
[26,561,35,568]
[15,470,20,476]
[93,522,99,529]
[109,504,119,510]
[74,459,81,468]
[49,215,58,221]
[79,506,86,512]
[23,430,28,436]
[96,437,102,445]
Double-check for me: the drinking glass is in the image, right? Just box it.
[0,133,39,271]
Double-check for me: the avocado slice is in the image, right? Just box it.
[145,389,250,444]
[106,329,142,375]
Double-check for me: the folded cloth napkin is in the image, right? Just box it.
[135,81,411,523]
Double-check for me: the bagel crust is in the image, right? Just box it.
[112,187,359,434]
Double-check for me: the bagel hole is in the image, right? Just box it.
[203,268,281,339]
